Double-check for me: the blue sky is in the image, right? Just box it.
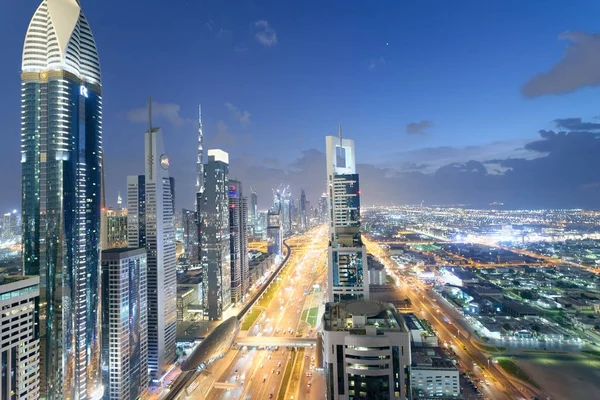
[3,0,600,210]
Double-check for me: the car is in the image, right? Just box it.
[269,394,273,399]
[271,369,275,374]
[277,370,281,375]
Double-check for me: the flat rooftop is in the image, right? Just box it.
[324,300,408,333]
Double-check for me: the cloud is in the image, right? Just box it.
[225,102,252,126]
[254,20,277,47]
[522,31,600,98]
[554,117,600,131]
[126,102,193,126]
[406,120,433,135]
[206,120,253,151]
[208,120,237,148]
[231,119,600,209]
[368,57,386,71]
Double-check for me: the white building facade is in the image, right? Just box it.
[323,301,411,400]
[0,276,40,400]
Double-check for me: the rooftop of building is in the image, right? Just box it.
[402,313,425,331]
[178,274,202,285]
[324,300,408,333]
[0,275,39,293]
[177,286,196,296]
[101,247,146,257]
[411,347,457,370]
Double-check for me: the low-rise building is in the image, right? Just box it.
[410,348,460,399]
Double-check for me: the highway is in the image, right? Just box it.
[364,235,548,400]
[161,232,296,400]
[187,225,329,400]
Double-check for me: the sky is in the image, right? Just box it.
[3,0,600,211]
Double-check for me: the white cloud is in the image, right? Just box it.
[225,102,252,126]
[254,20,277,47]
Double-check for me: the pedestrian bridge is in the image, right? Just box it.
[235,336,317,348]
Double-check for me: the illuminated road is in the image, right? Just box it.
[188,225,329,400]
[364,235,548,400]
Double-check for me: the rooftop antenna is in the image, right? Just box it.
[338,122,342,144]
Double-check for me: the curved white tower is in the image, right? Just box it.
[21,1,103,399]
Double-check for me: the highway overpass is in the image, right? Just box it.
[235,336,317,348]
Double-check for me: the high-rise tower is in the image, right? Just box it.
[325,126,369,302]
[200,150,231,320]
[143,99,177,378]
[196,105,204,199]
[21,1,103,398]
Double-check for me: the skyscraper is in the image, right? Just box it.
[21,1,103,397]
[100,207,128,250]
[0,276,40,400]
[300,189,307,231]
[228,180,249,304]
[101,248,148,400]
[182,208,198,265]
[267,211,283,258]
[325,129,369,303]
[200,150,231,320]
[143,102,177,379]
[250,189,258,237]
[127,175,146,248]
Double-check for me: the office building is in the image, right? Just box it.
[182,209,198,265]
[319,193,328,223]
[322,301,411,400]
[141,102,177,378]
[326,131,369,303]
[200,150,231,320]
[250,189,258,237]
[410,348,460,399]
[177,287,196,321]
[21,1,103,397]
[127,175,146,249]
[0,276,40,400]
[228,180,249,304]
[101,208,128,250]
[300,189,307,231]
[267,211,283,258]
[101,248,148,400]
[1,211,19,243]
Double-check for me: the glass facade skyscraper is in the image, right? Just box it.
[200,150,231,320]
[101,248,148,400]
[326,132,369,303]
[21,1,103,398]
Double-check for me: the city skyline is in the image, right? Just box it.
[4,1,600,212]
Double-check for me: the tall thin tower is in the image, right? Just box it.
[144,97,177,378]
[21,1,103,398]
[196,105,204,199]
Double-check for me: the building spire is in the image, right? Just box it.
[338,122,342,144]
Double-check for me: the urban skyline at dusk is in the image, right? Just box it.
[3,1,600,211]
[5,2,600,400]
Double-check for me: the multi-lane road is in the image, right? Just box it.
[185,225,329,399]
[365,235,549,400]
